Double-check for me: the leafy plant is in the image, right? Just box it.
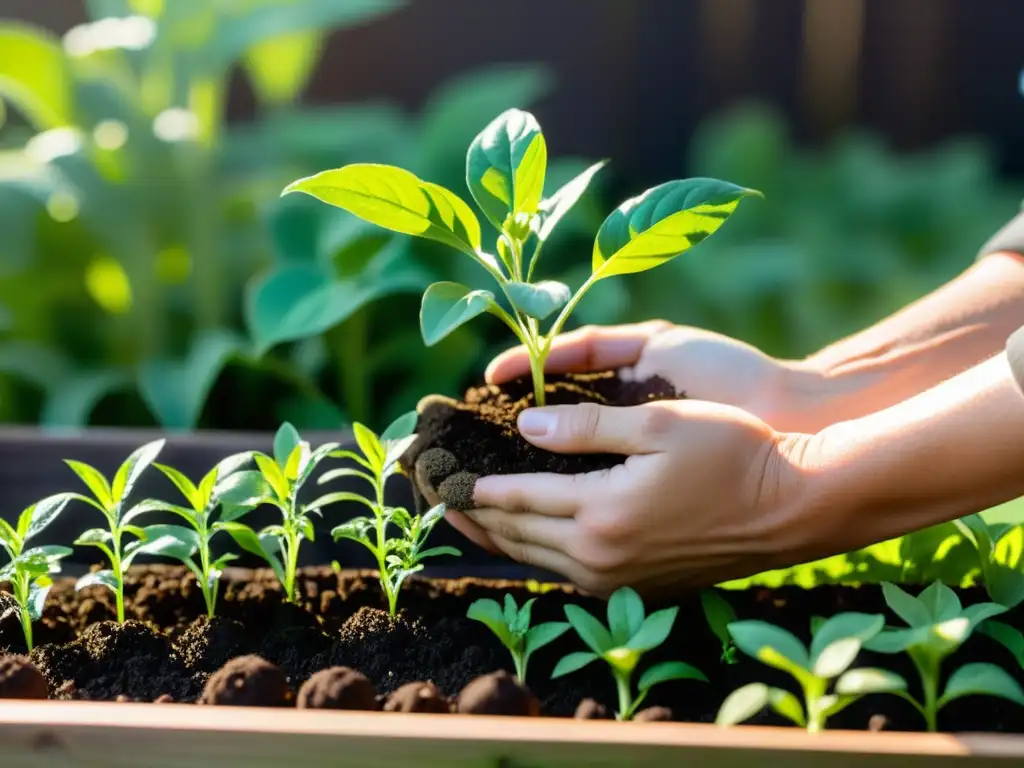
[864,581,1022,731]
[717,613,903,732]
[700,589,739,664]
[212,423,338,603]
[0,495,74,650]
[467,594,569,683]
[138,453,256,617]
[283,108,759,406]
[551,587,706,720]
[313,412,461,615]
[953,514,1024,608]
[65,439,168,622]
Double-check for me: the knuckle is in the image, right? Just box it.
[580,508,634,545]
[638,403,676,441]
[494,518,521,543]
[567,402,602,442]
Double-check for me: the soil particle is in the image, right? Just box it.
[0,655,48,699]
[383,681,450,713]
[633,706,675,722]
[574,698,612,719]
[199,655,292,707]
[173,617,252,673]
[457,670,540,716]
[297,667,377,710]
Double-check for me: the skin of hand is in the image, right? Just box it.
[459,352,1024,597]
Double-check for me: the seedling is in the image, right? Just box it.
[65,440,170,622]
[864,581,1023,731]
[313,412,461,615]
[467,594,570,683]
[213,423,339,603]
[700,589,739,664]
[283,108,759,406]
[137,453,255,617]
[717,613,904,732]
[0,495,74,650]
[953,514,1024,608]
[551,586,706,720]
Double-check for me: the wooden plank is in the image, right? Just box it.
[0,701,1022,768]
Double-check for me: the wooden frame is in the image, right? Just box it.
[1,702,1023,767]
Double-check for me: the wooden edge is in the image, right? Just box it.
[1,701,1022,756]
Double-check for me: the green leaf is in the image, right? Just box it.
[564,604,613,655]
[502,593,519,627]
[813,638,863,679]
[273,423,302,469]
[700,590,739,651]
[111,439,165,507]
[919,581,962,623]
[466,108,547,231]
[810,613,884,667]
[154,464,201,510]
[963,602,1008,630]
[607,586,645,646]
[767,688,807,727]
[74,528,113,547]
[317,468,377,487]
[283,164,483,260]
[881,581,932,628]
[18,493,72,541]
[330,517,374,544]
[215,470,273,517]
[834,668,907,696]
[716,683,771,727]
[979,621,1024,668]
[626,607,677,652]
[591,178,759,280]
[310,492,377,514]
[939,663,1024,708]
[534,159,607,242]
[216,521,284,584]
[551,651,599,679]
[75,569,119,594]
[254,453,290,503]
[864,627,930,655]
[419,282,499,347]
[352,422,384,469]
[0,518,18,551]
[284,441,312,482]
[637,661,707,691]
[467,598,514,649]
[729,621,810,669]
[415,546,461,560]
[0,23,73,129]
[504,280,570,321]
[243,29,324,106]
[381,410,418,442]
[245,264,328,352]
[64,460,113,510]
[524,621,570,655]
[134,524,200,561]
[26,579,52,621]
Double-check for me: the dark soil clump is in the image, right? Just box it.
[457,670,540,716]
[0,655,49,699]
[575,698,612,719]
[634,706,675,722]
[199,655,291,707]
[173,617,252,673]
[383,680,450,713]
[297,666,377,710]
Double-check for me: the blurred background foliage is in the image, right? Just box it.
[1,0,1023,585]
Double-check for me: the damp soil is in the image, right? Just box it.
[2,564,1023,733]
[401,370,680,510]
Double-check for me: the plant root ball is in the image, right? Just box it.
[199,655,291,707]
[574,698,611,719]
[633,706,674,722]
[0,655,48,699]
[297,667,377,710]
[457,670,539,717]
[383,681,449,714]
[437,472,479,512]
[416,448,460,490]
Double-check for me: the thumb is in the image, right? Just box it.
[516,402,673,455]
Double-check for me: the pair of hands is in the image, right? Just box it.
[418,322,828,597]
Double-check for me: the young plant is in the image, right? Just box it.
[136,453,255,617]
[700,589,739,664]
[313,412,461,616]
[467,594,570,683]
[65,439,169,623]
[954,514,1024,608]
[0,495,74,650]
[717,613,904,732]
[864,581,1023,731]
[551,586,706,720]
[283,108,760,406]
[213,424,338,603]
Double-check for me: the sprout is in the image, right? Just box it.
[467,594,569,683]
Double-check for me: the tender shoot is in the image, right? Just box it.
[954,514,1024,608]
[700,589,739,664]
[467,594,570,683]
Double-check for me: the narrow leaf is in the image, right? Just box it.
[551,651,599,679]
[979,621,1024,667]
[111,439,165,505]
[76,569,119,593]
[564,604,613,655]
[153,464,201,510]
[64,460,113,510]
[524,621,570,654]
[19,493,72,541]
[835,668,907,696]
[637,661,707,691]
[716,683,770,727]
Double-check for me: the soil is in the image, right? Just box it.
[400,370,680,510]
[2,563,1023,733]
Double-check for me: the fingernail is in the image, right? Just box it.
[518,408,557,437]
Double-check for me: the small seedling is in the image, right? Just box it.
[717,613,904,732]
[65,440,170,622]
[213,423,339,603]
[313,412,461,615]
[551,586,706,720]
[283,108,759,406]
[0,495,74,650]
[700,589,738,664]
[467,594,570,683]
[137,453,255,617]
[954,514,1024,608]
[865,581,1023,731]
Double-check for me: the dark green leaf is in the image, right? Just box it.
[810,612,884,666]
[524,621,570,655]
[919,581,962,623]
[963,602,1008,630]
[864,627,930,655]
[564,604,613,655]
[979,621,1024,667]
[881,581,932,628]
[505,280,570,321]
[637,661,707,691]
[626,607,678,652]
[381,410,417,442]
[274,423,303,469]
[415,546,461,560]
[939,663,1024,708]
[551,651,599,679]
[420,282,498,347]
[729,621,809,669]
[607,586,645,647]
[700,590,738,650]
[467,598,513,649]
[26,578,52,621]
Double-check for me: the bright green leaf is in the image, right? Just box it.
[254,453,290,503]
[419,282,499,347]
[468,598,514,649]
[154,464,201,510]
[716,683,771,727]
[18,493,72,542]
[0,24,73,129]
[273,423,302,469]
[352,422,384,469]
[111,439,165,506]
[729,621,809,669]
[835,668,907,696]
[767,688,807,727]
[64,460,113,510]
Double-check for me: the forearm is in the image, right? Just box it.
[787,353,1024,562]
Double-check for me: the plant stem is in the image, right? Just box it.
[530,350,549,407]
[20,608,33,653]
[16,577,33,652]
[284,529,300,604]
[513,653,526,683]
[613,671,633,721]
[921,664,939,733]
[113,534,125,623]
[372,478,397,616]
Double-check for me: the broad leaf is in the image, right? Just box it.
[18,493,72,541]
[716,683,771,727]
[939,663,1024,708]
[216,521,284,583]
[809,613,884,667]
[467,598,513,648]
[881,581,932,628]
[381,411,418,442]
[284,441,312,482]
[979,621,1024,667]
[524,621,570,654]
[835,668,907,696]
[330,517,374,543]
[962,602,1008,630]
[274,422,302,468]
[283,164,483,260]
[0,24,74,129]
[153,464,201,510]
[111,439,165,505]
[919,581,962,623]
[76,569,119,593]
[65,460,113,510]
[637,661,707,691]
[626,607,677,652]
[466,108,546,231]
[214,470,272,516]
[420,282,498,346]
[813,637,863,679]
[505,280,570,321]
[534,160,607,242]
[607,586,645,646]
[865,627,930,655]
[551,651,599,679]
[728,621,809,669]
[591,178,759,280]
[700,590,738,649]
[564,604,613,655]
[134,524,200,561]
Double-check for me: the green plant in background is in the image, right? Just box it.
[0,495,74,650]
[467,594,570,683]
[65,439,168,622]
[864,581,1022,731]
[717,613,904,732]
[700,589,739,664]
[283,108,759,406]
[953,514,1024,608]
[551,587,706,721]
[313,413,461,615]
[978,620,1024,672]
[134,453,255,617]
[213,423,338,603]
